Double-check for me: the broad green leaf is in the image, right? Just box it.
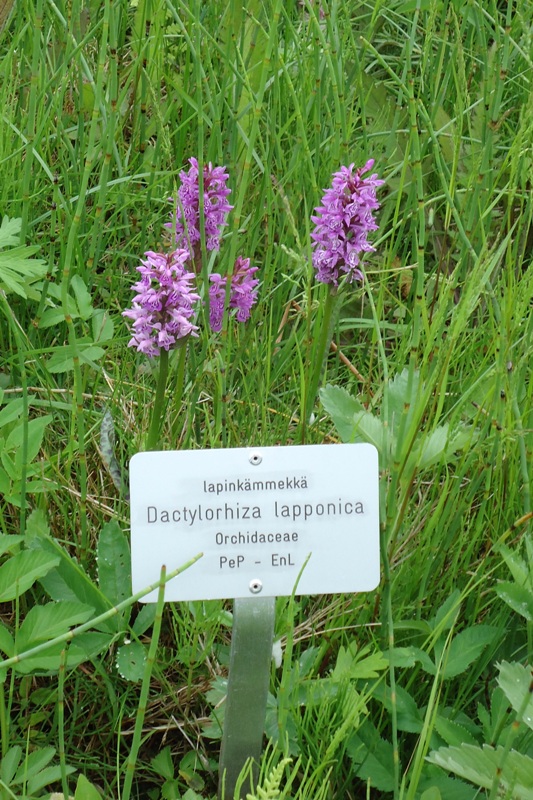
[434,713,479,747]
[372,681,423,733]
[440,625,497,680]
[0,745,22,785]
[97,519,131,607]
[0,550,59,601]
[116,641,147,681]
[5,415,53,473]
[16,601,94,650]
[13,746,55,783]
[0,624,14,657]
[0,398,24,427]
[319,384,366,442]
[420,789,441,800]
[497,661,533,730]
[495,581,533,621]
[28,534,117,634]
[74,773,103,800]
[384,646,435,674]
[0,216,21,248]
[385,367,419,429]
[151,746,175,781]
[70,274,93,320]
[0,533,23,557]
[131,602,157,635]
[427,744,533,798]
[15,632,113,674]
[497,542,529,586]
[347,726,395,792]
[27,764,76,794]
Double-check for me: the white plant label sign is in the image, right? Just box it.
[129,443,380,601]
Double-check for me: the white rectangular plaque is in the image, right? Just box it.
[129,443,379,602]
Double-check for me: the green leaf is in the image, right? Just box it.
[131,603,157,635]
[385,367,419,430]
[0,216,22,248]
[27,764,76,794]
[15,632,113,675]
[92,308,114,342]
[0,745,22,785]
[0,550,60,601]
[440,625,497,680]
[497,542,530,586]
[0,398,24,427]
[434,713,479,747]
[27,531,118,634]
[116,640,147,681]
[13,746,55,783]
[97,519,131,607]
[16,601,94,650]
[0,533,23,557]
[74,772,103,800]
[47,342,105,373]
[497,661,533,730]
[151,745,175,781]
[427,744,533,798]
[319,384,366,442]
[347,726,395,792]
[5,414,53,473]
[495,581,533,621]
[0,624,14,657]
[70,274,93,320]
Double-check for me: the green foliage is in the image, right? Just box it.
[0,745,75,796]
[0,0,532,797]
[0,217,47,298]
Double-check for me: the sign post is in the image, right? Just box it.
[129,443,379,798]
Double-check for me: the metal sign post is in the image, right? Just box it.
[218,596,276,800]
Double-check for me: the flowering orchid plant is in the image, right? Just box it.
[123,157,259,449]
[305,159,384,425]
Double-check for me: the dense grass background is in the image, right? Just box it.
[0,0,532,798]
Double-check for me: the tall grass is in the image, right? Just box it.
[0,0,532,797]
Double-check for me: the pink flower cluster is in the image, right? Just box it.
[123,158,258,357]
[167,157,233,256]
[311,159,384,285]
[122,249,200,357]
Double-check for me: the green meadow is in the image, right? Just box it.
[0,0,532,797]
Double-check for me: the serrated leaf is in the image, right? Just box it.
[497,661,533,730]
[347,727,395,791]
[116,641,147,681]
[151,745,175,781]
[0,550,60,601]
[427,744,533,798]
[440,625,497,680]
[385,368,420,429]
[495,581,533,621]
[97,520,131,607]
[27,764,76,794]
[16,601,94,651]
[434,713,479,747]
[319,384,366,442]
